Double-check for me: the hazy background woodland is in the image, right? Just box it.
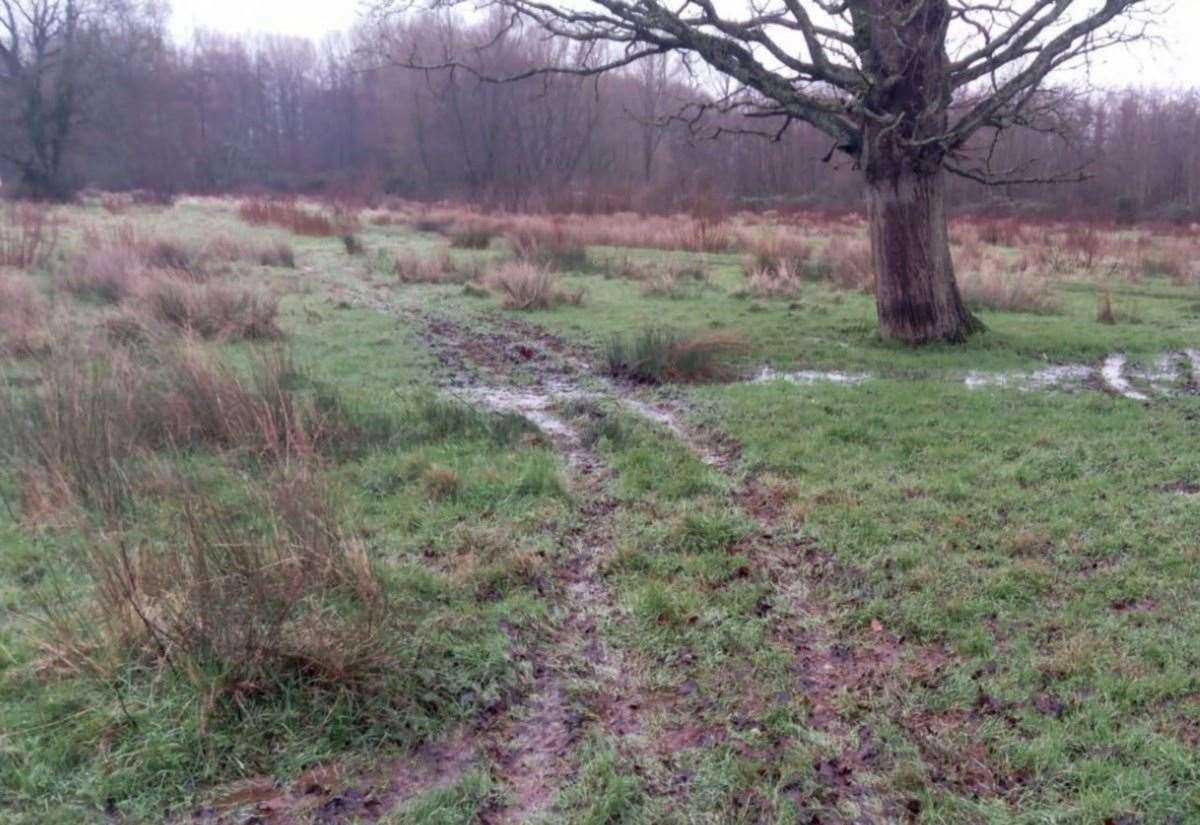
[3,1,1198,221]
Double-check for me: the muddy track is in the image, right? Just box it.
[410,309,736,821]
[415,310,926,821]
[371,292,701,820]
[228,279,990,822]
[347,286,907,820]
[420,309,949,820]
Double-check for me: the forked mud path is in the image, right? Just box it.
[340,283,940,820]
[411,309,924,822]
[208,277,1036,823]
[414,310,651,823]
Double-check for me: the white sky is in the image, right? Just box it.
[169,1,1200,89]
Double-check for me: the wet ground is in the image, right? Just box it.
[195,272,1198,823]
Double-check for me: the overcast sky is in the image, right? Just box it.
[169,1,1199,89]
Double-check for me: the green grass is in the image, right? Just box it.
[0,256,570,821]
[3,200,1200,823]
[694,379,1200,822]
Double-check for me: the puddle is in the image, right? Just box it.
[1102,354,1150,401]
[619,397,728,466]
[619,398,688,438]
[457,385,583,444]
[753,367,871,386]
[966,364,1093,392]
[755,352,1197,402]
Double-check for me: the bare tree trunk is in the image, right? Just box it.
[866,165,981,344]
[856,0,981,345]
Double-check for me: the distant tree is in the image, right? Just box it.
[382,0,1155,344]
[0,0,94,198]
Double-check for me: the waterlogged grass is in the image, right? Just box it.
[4,200,1200,823]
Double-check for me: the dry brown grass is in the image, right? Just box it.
[740,231,812,277]
[484,261,584,309]
[508,226,589,270]
[238,199,359,237]
[62,229,292,336]
[1,344,356,523]
[821,237,875,292]
[0,271,48,356]
[71,467,386,696]
[746,261,805,298]
[1137,240,1195,285]
[0,202,58,269]
[62,226,216,303]
[139,277,281,341]
[393,251,465,284]
[62,229,150,303]
[206,235,296,269]
[447,222,496,250]
[959,258,1061,314]
[412,208,740,255]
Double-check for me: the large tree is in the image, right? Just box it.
[384,0,1153,344]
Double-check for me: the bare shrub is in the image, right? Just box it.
[0,202,58,269]
[484,261,584,309]
[140,278,281,340]
[978,220,1009,246]
[0,271,47,356]
[1064,228,1102,271]
[605,328,745,384]
[688,219,735,253]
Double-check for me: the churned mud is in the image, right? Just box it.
[188,732,480,823]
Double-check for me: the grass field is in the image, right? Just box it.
[2,196,1199,824]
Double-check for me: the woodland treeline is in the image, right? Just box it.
[3,2,1198,221]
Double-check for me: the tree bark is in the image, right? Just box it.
[855,0,982,345]
[866,165,981,344]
